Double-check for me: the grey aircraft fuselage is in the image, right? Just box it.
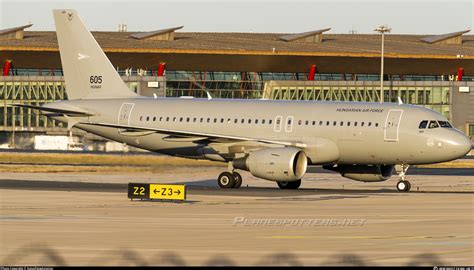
[48,97,471,166]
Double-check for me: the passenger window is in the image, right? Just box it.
[368,122,372,127]
[207,118,210,123]
[200,118,203,123]
[241,119,245,124]
[333,121,337,126]
[298,120,302,125]
[179,117,183,122]
[361,122,365,126]
[193,117,196,122]
[269,119,273,124]
[234,119,238,124]
[340,121,344,126]
[159,117,163,121]
[305,120,309,125]
[186,117,190,122]
[326,121,330,126]
[354,122,358,126]
[319,121,323,125]
[276,119,281,125]
[347,122,351,126]
[255,119,258,124]
[221,118,224,123]
[227,118,231,123]
[428,120,439,129]
[140,116,143,121]
[262,119,266,124]
[146,116,150,121]
[214,118,217,123]
[153,117,156,121]
[375,123,379,127]
[248,119,251,124]
[312,121,316,125]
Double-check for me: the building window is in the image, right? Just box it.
[468,124,474,138]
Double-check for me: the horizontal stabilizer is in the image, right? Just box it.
[11,104,93,116]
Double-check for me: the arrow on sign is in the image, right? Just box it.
[154,189,159,194]
[174,190,181,195]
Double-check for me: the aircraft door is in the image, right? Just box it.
[384,109,403,141]
[118,103,135,125]
[274,116,282,132]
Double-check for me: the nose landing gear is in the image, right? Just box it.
[396,164,411,192]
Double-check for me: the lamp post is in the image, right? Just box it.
[374,25,391,103]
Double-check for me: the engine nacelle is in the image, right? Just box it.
[323,164,394,182]
[233,147,308,182]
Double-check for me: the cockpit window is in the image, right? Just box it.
[428,120,439,129]
[419,120,428,129]
[438,121,452,128]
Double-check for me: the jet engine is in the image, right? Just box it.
[233,147,308,182]
[323,164,394,182]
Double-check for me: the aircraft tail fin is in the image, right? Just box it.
[53,9,138,100]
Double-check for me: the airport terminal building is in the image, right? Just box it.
[1,25,473,149]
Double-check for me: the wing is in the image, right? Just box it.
[79,122,307,148]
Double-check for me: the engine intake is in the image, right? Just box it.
[233,147,308,182]
[323,164,394,182]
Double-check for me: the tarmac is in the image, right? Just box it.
[0,165,473,266]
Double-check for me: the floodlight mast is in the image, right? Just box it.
[374,25,391,103]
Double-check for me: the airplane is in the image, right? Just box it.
[14,10,472,192]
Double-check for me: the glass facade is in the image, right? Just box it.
[268,82,452,119]
[0,72,470,132]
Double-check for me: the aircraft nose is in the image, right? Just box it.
[445,131,472,158]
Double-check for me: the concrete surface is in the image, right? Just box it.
[0,167,473,266]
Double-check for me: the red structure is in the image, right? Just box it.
[158,63,166,76]
[308,64,317,80]
[457,67,464,81]
[3,60,11,76]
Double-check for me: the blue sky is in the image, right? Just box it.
[0,0,472,34]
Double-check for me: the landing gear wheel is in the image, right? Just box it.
[218,172,236,188]
[232,172,242,189]
[396,180,411,192]
[277,179,301,190]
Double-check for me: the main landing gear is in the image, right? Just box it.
[277,179,302,190]
[396,164,411,192]
[217,171,242,189]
